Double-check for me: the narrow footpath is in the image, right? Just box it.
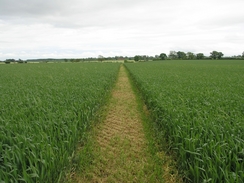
[74,65,181,182]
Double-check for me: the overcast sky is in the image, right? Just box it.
[0,0,244,60]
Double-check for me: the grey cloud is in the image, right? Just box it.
[0,0,163,28]
[0,0,62,16]
[0,0,243,60]
[0,0,152,17]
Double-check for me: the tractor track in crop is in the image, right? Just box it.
[72,65,181,183]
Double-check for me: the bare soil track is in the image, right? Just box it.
[74,65,181,183]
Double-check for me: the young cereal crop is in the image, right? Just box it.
[125,60,244,183]
[0,63,120,182]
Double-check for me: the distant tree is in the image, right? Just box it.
[218,52,224,59]
[196,53,204,59]
[210,51,224,59]
[231,55,242,59]
[168,51,177,59]
[141,55,149,61]
[155,55,159,59]
[98,55,104,62]
[6,59,15,62]
[159,53,167,60]
[186,52,195,59]
[134,55,140,62]
[210,51,218,59]
[17,59,24,63]
[5,59,15,64]
[177,51,187,59]
[242,51,244,58]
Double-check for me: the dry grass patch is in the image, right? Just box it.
[68,65,182,183]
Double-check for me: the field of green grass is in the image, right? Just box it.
[1,60,243,182]
[125,60,244,182]
[0,63,120,182]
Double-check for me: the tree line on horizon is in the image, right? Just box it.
[134,51,244,61]
[1,51,244,63]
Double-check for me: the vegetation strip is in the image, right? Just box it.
[69,65,179,182]
[0,63,120,182]
[125,60,244,183]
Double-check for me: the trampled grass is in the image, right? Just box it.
[70,65,182,183]
[0,63,120,182]
[125,60,244,182]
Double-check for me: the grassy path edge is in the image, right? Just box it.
[124,64,183,182]
[63,64,182,182]
[60,66,120,182]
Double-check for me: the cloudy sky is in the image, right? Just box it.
[0,0,243,60]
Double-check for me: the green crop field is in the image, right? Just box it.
[1,60,243,183]
[125,60,244,182]
[0,63,120,182]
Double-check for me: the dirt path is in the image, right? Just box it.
[75,65,180,182]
